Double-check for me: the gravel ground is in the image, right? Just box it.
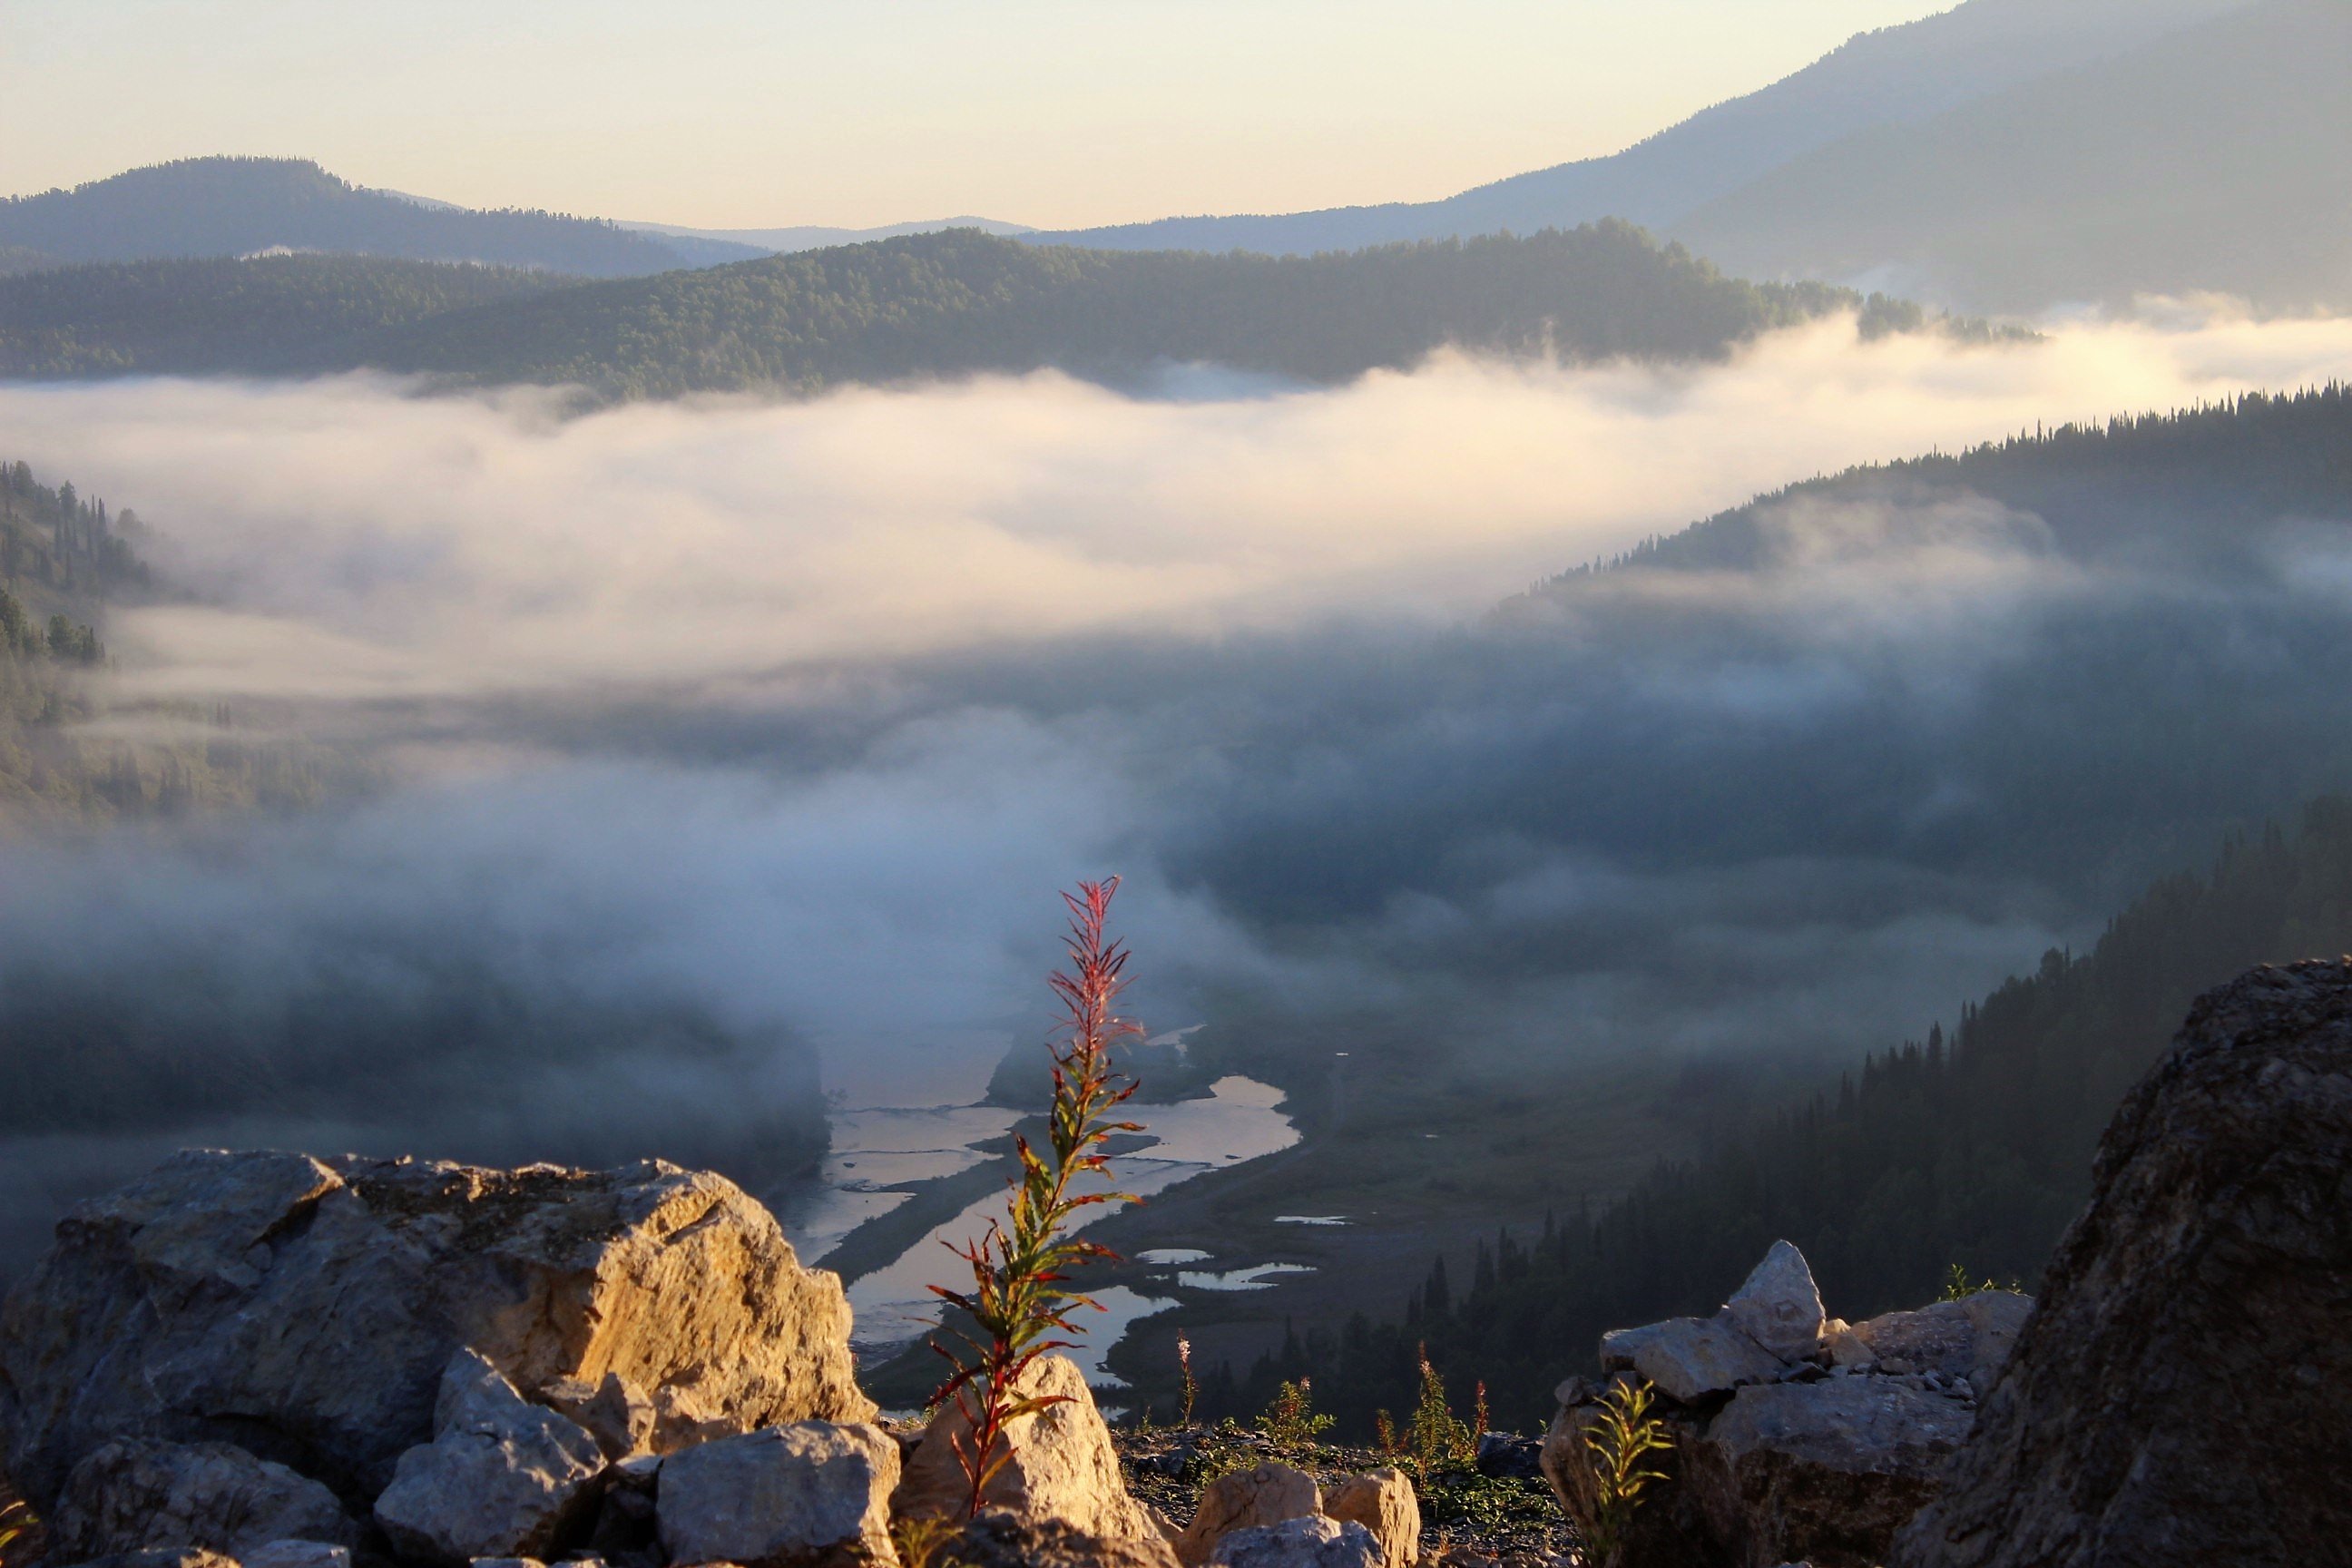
[1113,1426,1581,1566]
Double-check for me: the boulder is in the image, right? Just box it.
[952,1511,1185,1568]
[54,1439,358,1561]
[1209,1516,1381,1568]
[372,1351,606,1566]
[655,1420,896,1568]
[1894,961,2352,1567]
[893,1357,1160,1544]
[1173,1462,1322,1567]
[1847,1293,2028,1383]
[1617,1317,1785,1405]
[1470,1432,1543,1481]
[0,1152,872,1505]
[1722,1242,1826,1361]
[241,1545,352,1568]
[1320,1469,1418,1568]
[540,1375,657,1464]
[1680,1380,1975,1568]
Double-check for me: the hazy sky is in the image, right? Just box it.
[1,1,1953,230]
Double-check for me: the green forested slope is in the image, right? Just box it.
[349,223,1911,398]
[1177,800,2352,1434]
[0,255,575,377]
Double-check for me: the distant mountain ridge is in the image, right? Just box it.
[622,216,1034,255]
[1037,0,2253,260]
[0,157,756,278]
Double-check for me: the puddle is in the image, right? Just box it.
[1177,1262,1317,1291]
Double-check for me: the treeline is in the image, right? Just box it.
[0,255,573,378]
[0,224,2003,399]
[0,459,333,820]
[1528,383,2352,588]
[1161,799,2352,1435]
[0,156,736,277]
[355,222,1994,398]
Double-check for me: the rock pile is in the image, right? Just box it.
[1893,960,2352,1566]
[1542,1240,2029,1568]
[1,1148,1425,1568]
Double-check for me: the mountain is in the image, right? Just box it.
[1673,0,2352,310]
[622,215,1034,254]
[1037,0,2253,260]
[0,157,753,277]
[0,255,576,378]
[284,224,1957,399]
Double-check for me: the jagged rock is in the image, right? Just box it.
[1470,1432,1543,1481]
[52,1551,243,1568]
[584,1454,661,1561]
[372,1351,606,1567]
[893,1357,1160,1544]
[1894,961,2352,1567]
[1320,1469,1418,1568]
[541,1375,656,1464]
[952,1511,1184,1568]
[1722,1242,1827,1361]
[1616,1317,1785,1405]
[241,1545,352,1568]
[1209,1516,1380,1568]
[0,1151,872,1506]
[655,1421,897,1568]
[1172,1462,1322,1567]
[54,1439,358,1560]
[1680,1380,1975,1568]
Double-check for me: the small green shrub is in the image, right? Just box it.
[1581,1378,1672,1568]
[1406,1344,1477,1470]
[1258,1377,1336,1446]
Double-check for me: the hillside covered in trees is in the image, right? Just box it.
[0,157,757,276]
[1167,798,2352,1436]
[0,222,1994,399]
[0,255,575,377]
[0,460,331,820]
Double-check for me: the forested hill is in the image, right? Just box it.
[1511,383,2352,599]
[0,157,755,277]
[349,224,1956,398]
[0,255,577,378]
[1199,798,2352,1436]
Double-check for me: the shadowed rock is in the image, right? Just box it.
[371,1351,605,1567]
[54,1439,358,1561]
[0,1151,871,1506]
[655,1420,897,1568]
[1209,1515,1381,1568]
[1723,1241,1826,1361]
[1894,960,2352,1567]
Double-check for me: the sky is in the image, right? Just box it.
[0,0,1954,231]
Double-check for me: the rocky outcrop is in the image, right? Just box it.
[1173,1463,1322,1567]
[0,1151,871,1507]
[54,1440,358,1561]
[657,1421,899,1568]
[371,1352,606,1566]
[1319,1469,1417,1568]
[894,1357,1161,1544]
[238,1544,352,1568]
[1208,1516,1381,1568]
[952,1511,1184,1568]
[1545,1240,2028,1568]
[1893,960,2352,1567]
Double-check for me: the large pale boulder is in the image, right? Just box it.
[0,1152,871,1504]
[1612,1317,1785,1405]
[952,1511,1184,1568]
[893,1357,1159,1543]
[371,1351,606,1566]
[1320,1469,1417,1568]
[54,1439,358,1560]
[1895,961,2352,1567]
[656,1421,897,1568]
[1847,1293,2029,1382]
[1680,1380,1975,1568]
[1722,1241,1826,1361]
[1209,1516,1380,1568]
[1174,1463,1323,1567]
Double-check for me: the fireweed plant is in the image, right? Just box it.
[929,878,1145,1518]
